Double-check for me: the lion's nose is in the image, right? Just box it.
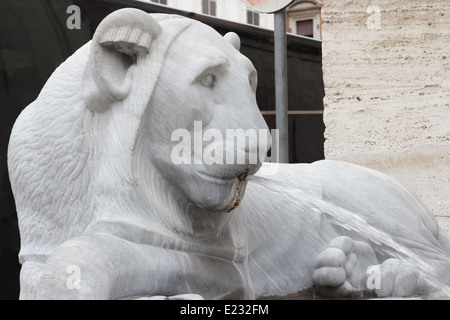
[255,128,272,162]
[243,127,271,164]
[244,139,258,154]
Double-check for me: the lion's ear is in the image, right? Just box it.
[224,32,241,51]
[84,8,162,113]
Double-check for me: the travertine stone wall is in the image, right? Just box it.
[322,0,450,230]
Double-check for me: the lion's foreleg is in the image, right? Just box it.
[33,234,174,299]
[34,234,252,299]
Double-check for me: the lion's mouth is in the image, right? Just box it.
[196,171,237,184]
[227,171,249,212]
[195,169,249,212]
[196,167,249,183]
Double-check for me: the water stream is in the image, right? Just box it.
[247,175,450,299]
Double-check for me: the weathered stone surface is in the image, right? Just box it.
[322,0,450,231]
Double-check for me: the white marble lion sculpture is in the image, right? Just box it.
[8,9,450,299]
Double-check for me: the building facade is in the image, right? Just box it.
[148,0,323,39]
[287,0,322,39]
[148,0,274,29]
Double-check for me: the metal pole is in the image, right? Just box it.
[274,9,289,163]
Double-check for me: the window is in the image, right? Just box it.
[202,0,217,16]
[296,19,314,38]
[151,0,167,4]
[247,10,260,26]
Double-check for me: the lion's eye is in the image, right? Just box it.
[200,74,215,88]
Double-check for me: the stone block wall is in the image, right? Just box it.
[322,0,450,230]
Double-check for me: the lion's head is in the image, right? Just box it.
[8,9,270,264]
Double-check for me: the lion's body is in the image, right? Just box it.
[243,161,450,298]
[8,10,450,299]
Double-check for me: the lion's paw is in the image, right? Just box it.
[313,236,379,297]
[368,258,427,298]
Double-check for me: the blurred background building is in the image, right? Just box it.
[286,0,322,39]
[147,0,323,39]
[148,0,275,29]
